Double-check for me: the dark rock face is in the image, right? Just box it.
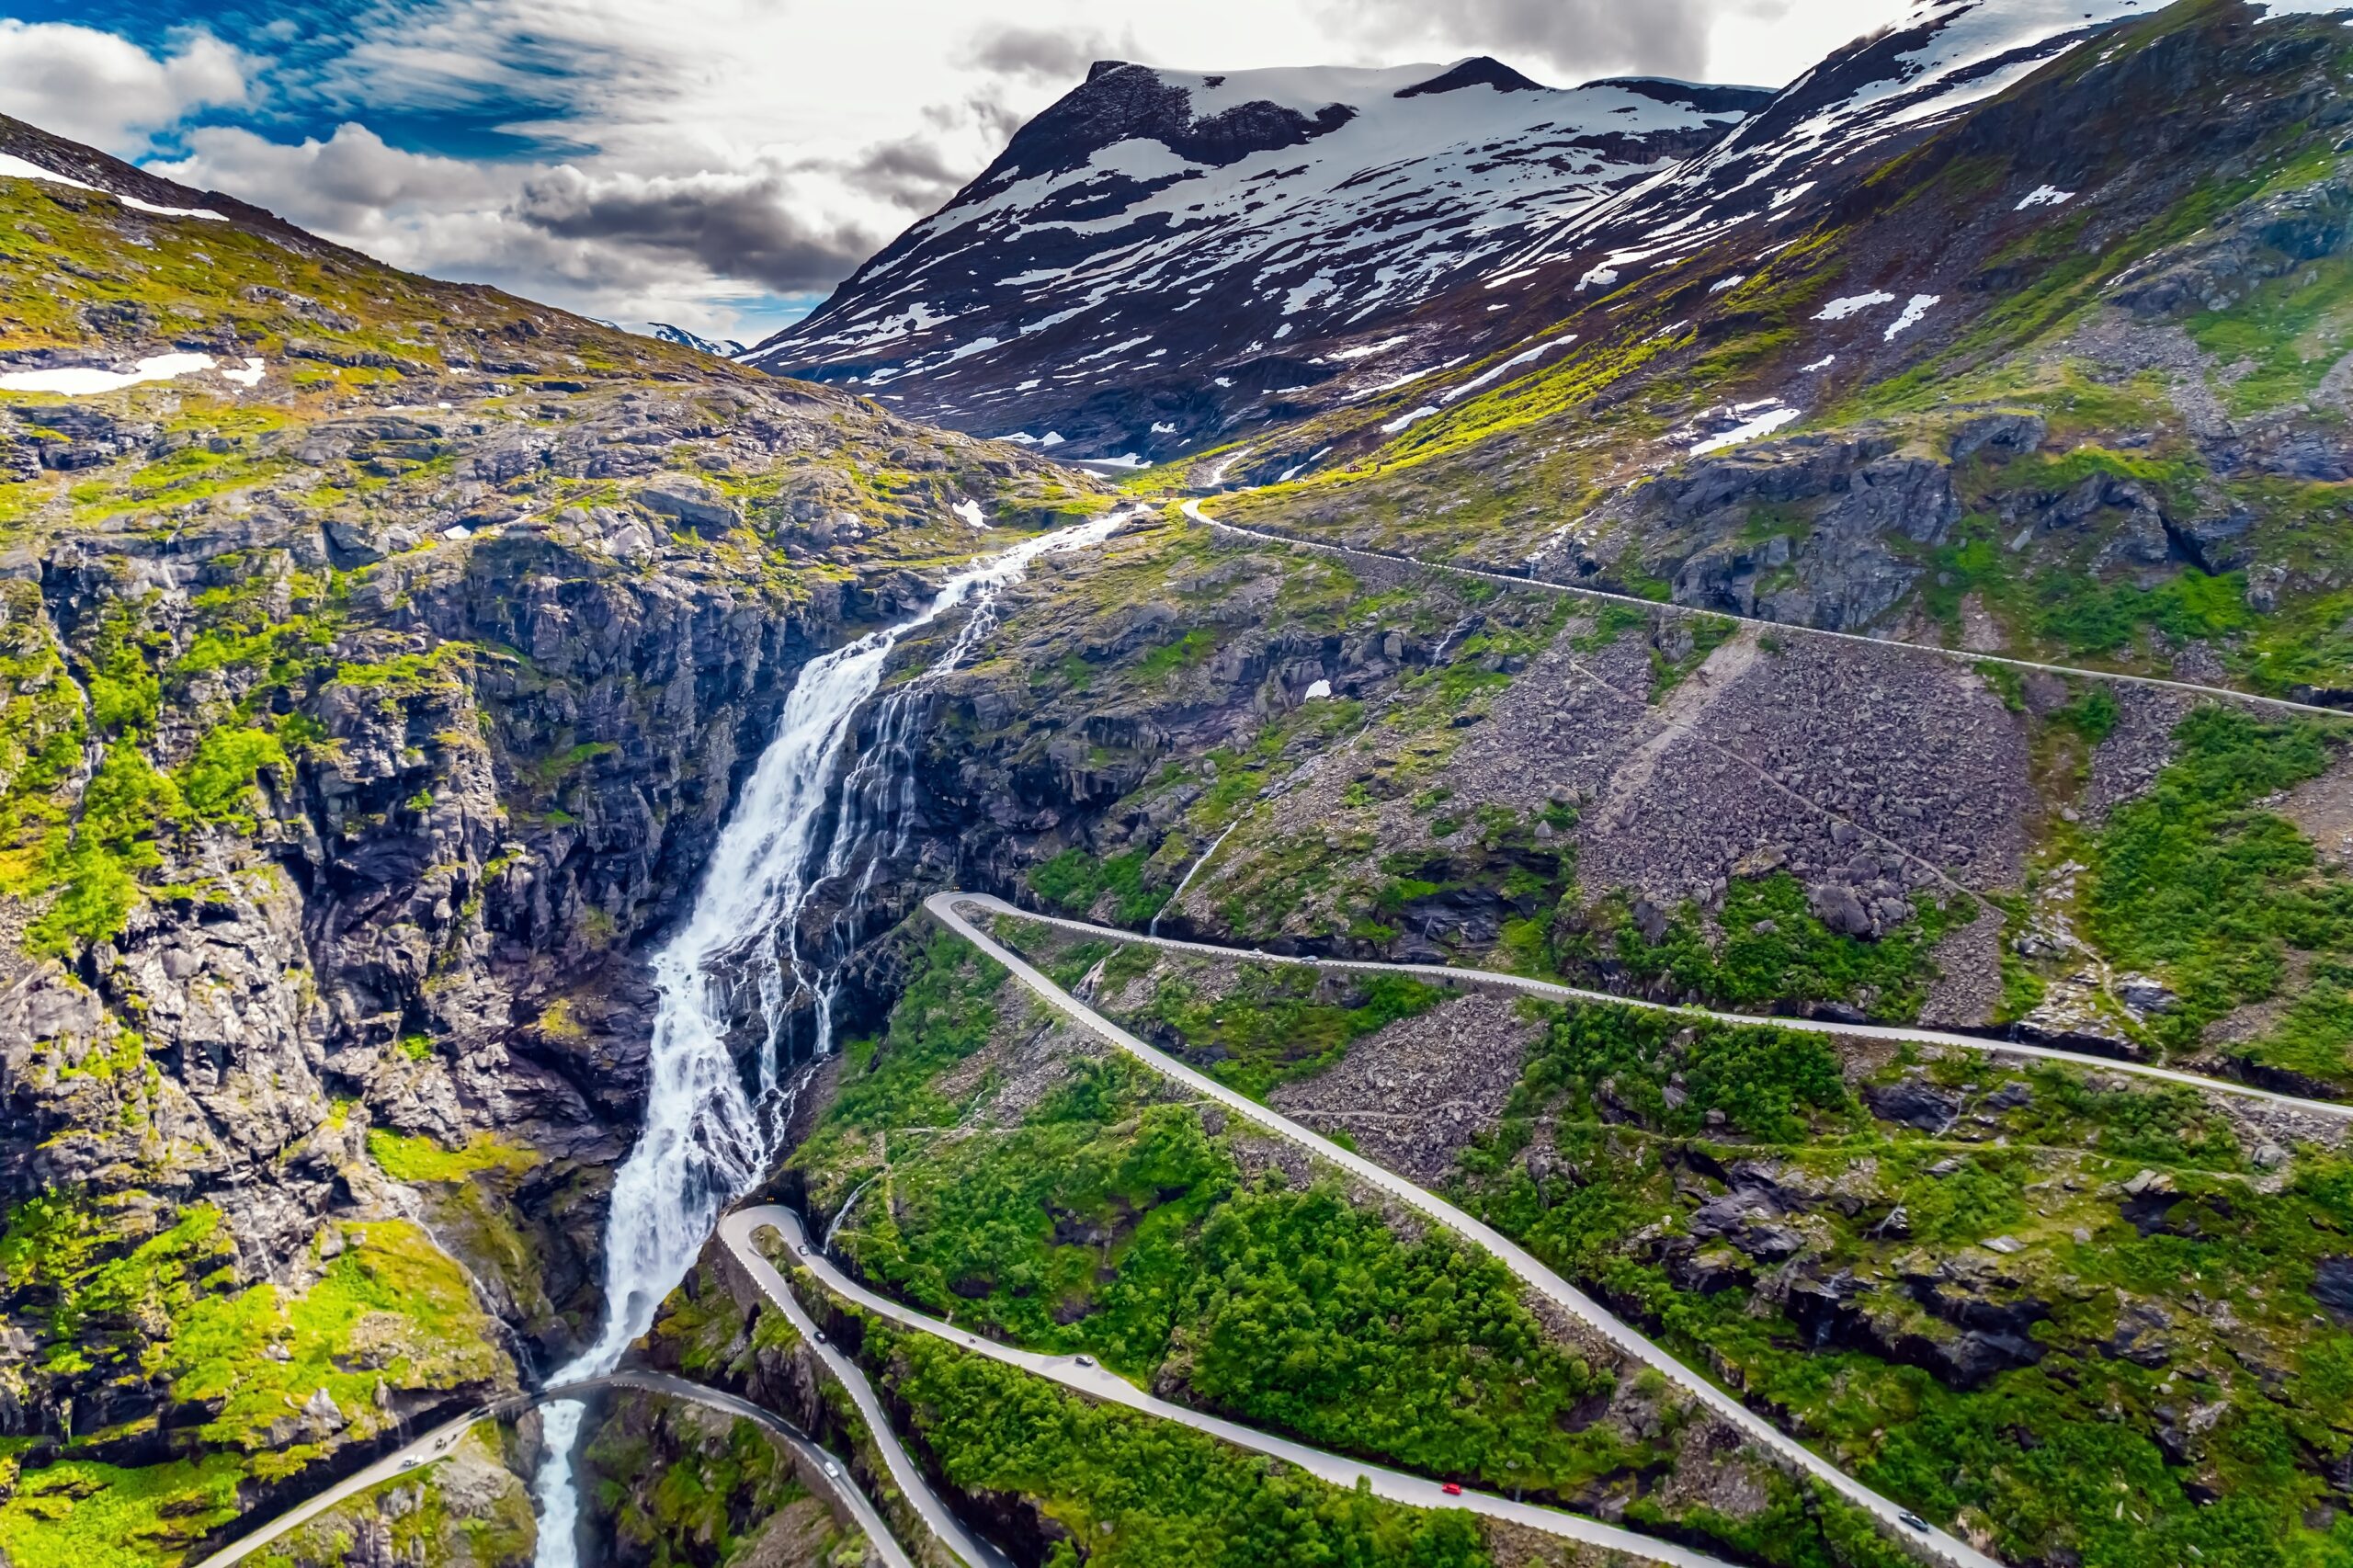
[1553,384,2279,633]
[0,512,875,1443]
[2102,1301,2177,1368]
[2313,1256,2353,1324]
[1665,1245,1754,1296]
[2115,170,2353,320]
[1586,429,1970,633]
[16,404,153,470]
[1769,1259,2046,1392]
[1865,1080,1962,1134]
[996,62,1356,174]
[1688,1186,1805,1262]
[0,153,1098,1506]
[636,474,743,533]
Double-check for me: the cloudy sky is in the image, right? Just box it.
[0,0,1915,345]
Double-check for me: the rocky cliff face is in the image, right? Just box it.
[1573,414,2041,633]
[0,116,1107,1562]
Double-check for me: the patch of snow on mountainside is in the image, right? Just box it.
[1836,0,2157,131]
[1490,0,2155,295]
[1322,336,1412,363]
[1816,291,1897,321]
[1692,404,1802,455]
[764,66,1737,368]
[815,301,956,354]
[0,152,224,220]
[1883,293,1941,339]
[0,353,225,395]
[1381,404,1442,435]
[1441,336,1577,403]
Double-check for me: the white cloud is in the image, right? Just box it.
[515,162,891,293]
[151,122,504,239]
[1324,0,1907,86]
[0,21,253,155]
[143,123,848,339]
[1331,0,1721,82]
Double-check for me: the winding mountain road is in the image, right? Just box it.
[943,892,2351,1123]
[728,1204,1740,1568]
[1180,498,2353,721]
[932,889,2045,1568]
[716,1207,1017,1568]
[192,1370,914,1568]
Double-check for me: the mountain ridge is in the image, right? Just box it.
[742,1,2177,462]
[743,56,1769,457]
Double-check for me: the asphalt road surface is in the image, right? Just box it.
[1181,497,2353,721]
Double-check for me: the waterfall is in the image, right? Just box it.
[1150,819,1240,937]
[529,512,1129,1568]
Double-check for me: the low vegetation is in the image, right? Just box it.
[800,937,1939,1568]
[1454,997,2353,1568]
[872,1314,1498,1568]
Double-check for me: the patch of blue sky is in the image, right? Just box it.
[723,291,826,343]
[19,0,603,161]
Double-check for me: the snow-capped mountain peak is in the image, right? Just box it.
[744,2,2181,463]
[648,323,748,358]
[745,57,1768,455]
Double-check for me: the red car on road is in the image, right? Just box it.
[1440,1483,1462,1496]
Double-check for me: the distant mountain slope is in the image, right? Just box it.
[1208,0,2353,675]
[743,59,1768,457]
[0,108,683,385]
[650,322,747,358]
[1488,0,2164,301]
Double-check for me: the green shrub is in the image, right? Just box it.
[1137,964,1448,1097]
[2082,709,2353,1055]
[1507,999,1856,1144]
[177,726,289,826]
[84,613,160,738]
[888,1329,1494,1568]
[24,745,180,955]
[1028,848,1167,925]
[1584,871,1954,1022]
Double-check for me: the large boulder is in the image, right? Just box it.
[638,474,742,533]
[1864,1078,1961,1133]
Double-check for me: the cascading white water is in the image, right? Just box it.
[1149,819,1241,937]
[529,513,1129,1568]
